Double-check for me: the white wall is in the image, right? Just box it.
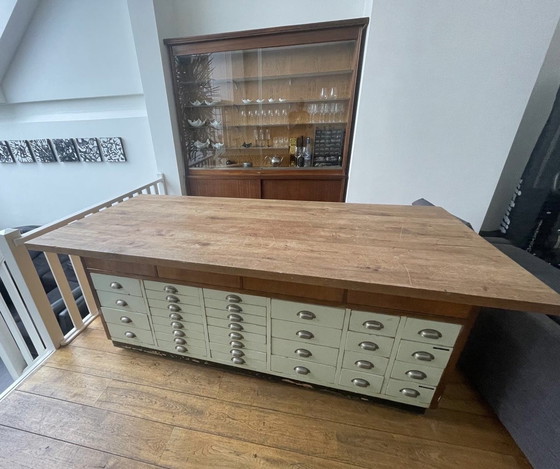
[0,0,158,228]
[347,0,560,231]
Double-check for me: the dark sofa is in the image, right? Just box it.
[460,239,560,469]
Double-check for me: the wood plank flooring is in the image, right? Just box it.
[0,319,530,468]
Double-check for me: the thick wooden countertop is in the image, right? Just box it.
[26,195,560,315]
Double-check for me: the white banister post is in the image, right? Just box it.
[0,230,62,349]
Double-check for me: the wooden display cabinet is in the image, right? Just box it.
[165,18,368,201]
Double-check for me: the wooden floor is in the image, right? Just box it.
[0,319,530,468]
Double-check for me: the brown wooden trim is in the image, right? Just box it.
[157,266,241,289]
[242,277,344,303]
[84,258,157,277]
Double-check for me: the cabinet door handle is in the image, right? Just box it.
[174,338,186,345]
[229,332,244,340]
[230,340,244,349]
[419,329,442,340]
[120,316,132,324]
[231,357,245,365]
[171,321,183,329]
[406,370,427,380]
[226,304,242,313]
[294,366,310,375]
[228,323,243,331]
[173,330,185,337]
[297,310,316,320]
[115,299,128,307]
[110,282,122,290]
[124,331,136,339]
[227,313,243,322]
[400,388,420,398]
[175,345,187,353]
[363,320,383,331]
[355,360,374,370]
[230,349,244,358]
[166,294,180,303]
[295,348,312,358]
[412,351,434,362]
[296,330,314,340]
[359,341,378,351]
[164,286,178,294]
[168,304,181,312]
[352,378,370,388]
[226,294,242,303]
[169,313,183,321]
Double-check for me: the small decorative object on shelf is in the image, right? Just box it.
[166,18,368,201]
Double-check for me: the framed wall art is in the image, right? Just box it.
[52,138,79,162]
[0,141,15,163]
[8,140,34,163]
[75,138,103,162]
[99,137,126,162]
[28,139,57,163]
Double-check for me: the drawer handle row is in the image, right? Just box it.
[230,349,244,358]
[294,366,310,375]
[166,294,179,303]
[400,388,420,398]
[110,282,122,290]
[175,345,187,353]
[169,313,183,321]
[124,331,136,339]
[226,294,242,303]
[359,341,378,351]
[164,286,178,294]
[228,313,243,322]
[297,310,316,320]
[419,328,442,340]
[168,304,181,313]
[363,320,383,331]
[406,370,427,380]
[115,299,128,307]
[295,348,312,358]
[412,351,434,362]
[296,330,314,340]
[229,332,243,340]
[228,323,243,331]
[120,316,132,324]
[355,360,374,370]
[352,378,370,388]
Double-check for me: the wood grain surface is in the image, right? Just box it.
[26,195,560,314]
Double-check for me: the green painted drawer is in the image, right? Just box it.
[384,379,436,406]
[402,318,462,347]
[158,340,207,358]
[390,360,444,387]
[205,308,267,326]
[210,340,267,353]
[153,325,206,342]
[270,356,335,384]
[271,337,339,366]
[101,307,150,331]
[206,317,266,335]
[106,323,154,345]
[345,331,394,358]
[149,304,202,318]
[395,340,452,369]
[91,273,143,297]
[151,314,203,327]
[203,289,267,306]
[341,350,388,376]
[146,293,201,307]
[144,280,200,298]
[271,319,342,347]
[211,351,268,371]
[155,334,206,350]
[338,369,384,395]
[97,291,147,313]
[348,310,400,337]
[153,321,205,337]
[271,299,345,329]
[204,299,266,316]
[207,326,266,344]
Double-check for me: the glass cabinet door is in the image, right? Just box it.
[172,38,360,170]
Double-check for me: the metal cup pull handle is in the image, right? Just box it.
[412,351,435,362]
[169,313,183,321]
[355,360,374,370]
[228,323,243,331]
[230,341,244,349]
[120,316,132,324]
[164,286,178,294]
[226,304,242,313]
[168,304,181,312]
[226,294,242,303]
[419,329,442,340]
[352,378,370,388]
[295,348,312,358]
[363,320,384,331]
[110,282,122,290]
[229,332,244,340]
[406,370,427,380]
[115,299,128,307]
[400,388,420,398]
[296,330,314,340]
[166,294,180,303]
[297,310,316,320]
[124,331,136,339]
[175,345,187,353]
[174,338,186,345]
[230,349,245,358]
[227,313,243,322]
[294,366,310,375]
[173,330,185,337]
[359,341,378,351]
[231,357,245,365]
[171,321,184,329]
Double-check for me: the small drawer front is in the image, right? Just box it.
[271,338,339,366]
[153,321,205,337]
[271,299,345,329]
[338,369,384,395]
[101,307,150,330]
[341,351,388,376]
[146,293,201,307]
[204,299,266,316]
[203,289,267,306]
[207,326,266,344]
[106,323,154,345]
[211,350,267,370]
[158,340,207,358]
[156,335,206,350]
[210,340,267,353]
[384,379,436,405]
[345,331,395,358]
[206,317,266,335]
[151,314,203,327]
[396,340,453,369]
[91,273,142,297]
[97,291,147,313]
[149,304,202,318]
[154,328,206,343]
[270,356,336,384]
[348,310,400,337]
[271,319,342,348]
[206,308,267,326]
[144,280,200,298]
[390,361,444,387]
[402,318,462,347]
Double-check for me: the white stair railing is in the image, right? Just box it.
[0,176,166,388]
